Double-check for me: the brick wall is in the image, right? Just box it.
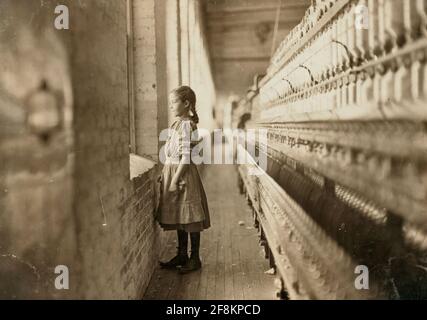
[0,0,169,299]
[67,0,168,299]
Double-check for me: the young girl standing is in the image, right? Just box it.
[156,85,210,273]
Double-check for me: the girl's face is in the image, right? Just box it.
[169,93,189,117]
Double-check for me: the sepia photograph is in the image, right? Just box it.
[1,0,427,305]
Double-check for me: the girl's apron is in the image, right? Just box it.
[156,119,210,232]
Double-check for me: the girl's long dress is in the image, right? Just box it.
[156,118,211,232]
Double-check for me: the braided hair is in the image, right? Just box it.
[171,85,199,124]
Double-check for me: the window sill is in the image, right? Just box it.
[129,153,157,180]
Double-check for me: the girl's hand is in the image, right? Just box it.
[168,181,180,202]
[169,178,186,201]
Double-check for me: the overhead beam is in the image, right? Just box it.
[207,20,300,32]
[205,1,311,14]
[212,56,270,62]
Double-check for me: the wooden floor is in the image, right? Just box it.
[144,162,276,300]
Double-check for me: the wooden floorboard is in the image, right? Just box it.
[143,157,275,300]
[224,214,234,300]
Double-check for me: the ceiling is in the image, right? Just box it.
[203,0,310,98]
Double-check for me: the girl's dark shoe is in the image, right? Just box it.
[160,230,189,269]
[159,250,189,269]
[178,255,201,273]
[179,231,201,273]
